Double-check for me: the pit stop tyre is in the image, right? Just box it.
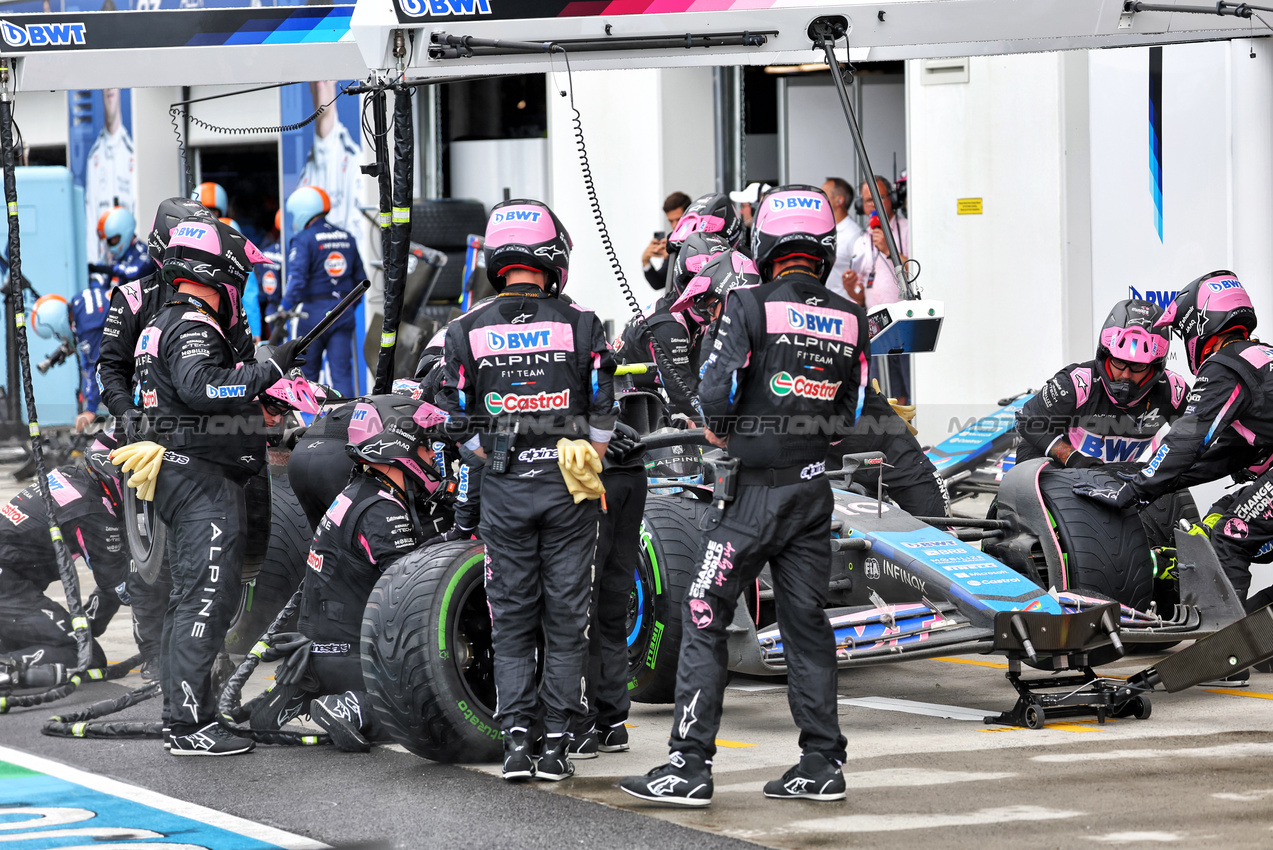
[225,473,310,655]
[1038,468,1154,611]
[361,540,501,763]
[123,485,166,585]
[628,495,709,704]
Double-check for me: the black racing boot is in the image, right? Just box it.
[169,723,255,756]
[620,752,713,807]
[763,753,846,801]
[502,728,535,781]
[537,735,575,781]
[311,692,371,753]
[569,728,599,760]
[598,722,629,753]
[250,681,310,732]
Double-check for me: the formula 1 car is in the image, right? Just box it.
[359,431,1245,763]
[924,391,1030,504]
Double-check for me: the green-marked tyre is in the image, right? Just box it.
[361,539,501,763]
[628,495,707,704]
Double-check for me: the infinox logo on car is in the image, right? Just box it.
[769,370,841,400]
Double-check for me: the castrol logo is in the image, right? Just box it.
[769,370,841,400]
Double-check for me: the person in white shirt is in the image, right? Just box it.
[821,177,864,302]
[298,81,367,260]
[845,175,912,402]
[84,88,136,265]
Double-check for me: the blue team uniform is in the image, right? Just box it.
[283,217,364,397]
[70,286,110,414]
[94,239,155,291]
[257,239,284,338]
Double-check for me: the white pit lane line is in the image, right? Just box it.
[0,744,326,850]
[838,696,997,721]
[714,767,1016,794]
[791,804,1084,833]
[1033,742,1273,763]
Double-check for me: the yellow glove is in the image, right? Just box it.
[109,441,164,500]
[872,379,918,436]
[557,438,606,503]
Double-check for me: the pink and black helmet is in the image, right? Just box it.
[670,232,730,297]
[346,395,449,489]
[750,185,837,283]
[1096,299,1171,407]
[483,199,573,295]
[262,375,323,416]
[667,192,742,251]
[1156,270,1258,375]
[147,197,215,263]
[670,249,760,318]
[161,216,267,327]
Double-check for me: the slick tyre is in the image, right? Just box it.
[1038,468,1154,611]
[225,473,310,655]
[628,495,708,704]
[361,540,501,763]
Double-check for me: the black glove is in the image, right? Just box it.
[120,408,144,443]
[606,422,647,466]
[268,339,304,377]
[1066,453,1104,470]
[1072,477,1143,510]
[423,524,474,547]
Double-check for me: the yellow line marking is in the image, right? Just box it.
[982,718,1118,734]
[715,738,756,749]
[1206,689,1273,699]
[934,656,1009,669]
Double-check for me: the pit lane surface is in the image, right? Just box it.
[5,480,1273,848]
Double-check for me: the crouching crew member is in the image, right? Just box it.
[0,430,128,686]
[440,199,615,782]
[134,216,300,755]
[623,185,867,807]
[1076,272,1273,610]
[258,396,444,751]
[1018,299,1187,468]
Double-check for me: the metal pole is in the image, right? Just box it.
[810,18,915,299]
[373,85,414,395]
[0,60,92,687]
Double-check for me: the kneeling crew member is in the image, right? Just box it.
[284,396,443,751]
[440,199,615,782]
[0,431,128,686]
[1076,272,1273,609]
[623,185,866,807]
[1018,299,1187,468]
[135,216,300,755]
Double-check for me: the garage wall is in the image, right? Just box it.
[906,52,1069,447]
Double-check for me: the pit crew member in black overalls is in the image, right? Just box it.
[1018,299,1188,468]
[135,216,300,755]
[0,431,128,688]
[96,197,251,682]
[1076,272,1273,610]
[254,396,444,751]
[439,199,615,782]
[616,231,729,424]
[622,185,867,807]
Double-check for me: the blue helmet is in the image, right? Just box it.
[285,186,331,234]
[193,182,229,218]
[31,294,72,341]
[96,207,136,261]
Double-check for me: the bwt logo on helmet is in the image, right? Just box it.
[1128,286,1178,309]
[0,20,86,47]
[1207,278,1243,292]
[485,389,570,414]
[398,0,491,17]
[485,328,551,351]
[769,371,841,400]
[787,307,843,336]
[492,209,542,223]
[771,196,823,211]
[205,384,247,399]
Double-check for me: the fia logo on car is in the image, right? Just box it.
[864,557,881,580]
